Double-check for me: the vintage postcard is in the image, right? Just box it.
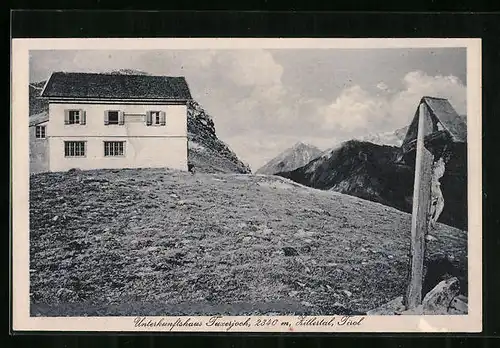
[11,38,482,332]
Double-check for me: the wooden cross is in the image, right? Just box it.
[404,102,444,309]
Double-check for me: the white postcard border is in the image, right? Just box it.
[11,38,482,332]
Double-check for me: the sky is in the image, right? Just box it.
[30,48,467,171]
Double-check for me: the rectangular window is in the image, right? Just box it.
[151,111,161,125]
[104,141,125,157]
[148,111,166,126]
[35,125,46,139]
[64,141,86,157]
[68,110,81,124]
[107,111,119,125]
[65,109,86,125]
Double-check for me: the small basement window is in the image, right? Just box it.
[64,141,86,157]
[35,125,46,139]
[104,141,125,157]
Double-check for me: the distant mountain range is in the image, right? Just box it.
[255,131,414,217]
[256,142,322,175]
[260,117,466,230]
[277,140,415,214]
[276,137,467,230]
[28,70,250,174]
[256,126,409,176]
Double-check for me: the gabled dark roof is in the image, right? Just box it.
[402,96,467,150]
[41,72,192,100]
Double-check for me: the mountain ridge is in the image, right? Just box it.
[277,138,467,230]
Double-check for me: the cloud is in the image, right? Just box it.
[319,70,467,136]
[376,82,389,91]
[319,85,392,134]
[205,62,467,170]
[392,70,467,118]
[214,50,284,87]
[30,50,467,171]
[209,50,302,134]
[29,50,220,83]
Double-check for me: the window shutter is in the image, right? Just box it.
[146,111,152,126]
[80,110,86,125]
[104,110,109,125]
[160,111,166,126]
[118,111,125,125]
[64,110,69,125]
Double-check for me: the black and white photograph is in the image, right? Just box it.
[12,38,482,332]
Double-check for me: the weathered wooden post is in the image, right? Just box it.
[404,102,435,309]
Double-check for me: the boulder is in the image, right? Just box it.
[448,294,468,314]
[422,277,460,314]
[367,278,467,315]
[422,252,466,298]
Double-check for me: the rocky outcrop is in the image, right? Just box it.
[367,277,467,315]
[187,100,251,174]
[421,277,461,314]
[29,81,48,115]
[256,142,322,175]
[109,69,150,75]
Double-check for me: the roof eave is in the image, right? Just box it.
[44,96,191,102]
[29,120,49,127]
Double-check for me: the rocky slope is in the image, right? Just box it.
[29,168,467,316]
[29,81,48,116]
[187,100,251,174]
[28,73,250,174]
[256,142,322,175]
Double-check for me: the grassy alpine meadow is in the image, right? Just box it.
[29,168,467,316]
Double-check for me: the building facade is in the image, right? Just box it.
[33,72,191,172]
[29,111,50,173]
